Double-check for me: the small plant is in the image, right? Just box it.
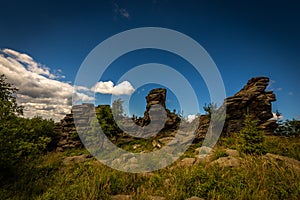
[238,114,265,155]
[213,150,229,160]
[203,102,217,117]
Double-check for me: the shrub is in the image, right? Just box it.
[275,119,300,136]
[238,114,265,155]
[0,74,58,177]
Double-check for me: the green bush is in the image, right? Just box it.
[275,119,300,136]
[213,150,229,160]
[0,74,58,177]
[95,104,122,139]
[238,115,265,155]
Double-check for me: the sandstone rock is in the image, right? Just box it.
[55,103,98,151]
[136,88,180,132]
[225,149,239,157]
[223,77,277,135]
[210,156,240,168]
[149,196,166,200]
[159,137,176,144]
[185,197,205,200]
[133,144,141,150]
[179,157,196,166]
[111,195,132,200]
[195,115,210,141]
[195,77,277,139]
[152,140,161,148]
[195,146,213,154]
[264,153,300,172]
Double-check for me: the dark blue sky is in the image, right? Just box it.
[0,0,299,119]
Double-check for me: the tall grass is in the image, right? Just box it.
[1,149,299,200]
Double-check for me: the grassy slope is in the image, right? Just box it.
[1,136,300,200]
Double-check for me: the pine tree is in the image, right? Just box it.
[238,114,265,155]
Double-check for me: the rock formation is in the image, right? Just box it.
[55,77,278,150]
[196,77,277,140]
[55,103,95,151]
[136,88,180,132]
[223,77,277,135]
[55,113,82,151]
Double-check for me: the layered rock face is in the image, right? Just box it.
[55,77,277,150]
[196,77,277,139]
[55,113,81,151]
[55,103,95,151]
[137,88,180,131]
[223,77,276,135]
[55,89,180,150]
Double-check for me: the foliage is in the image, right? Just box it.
[238,115,265,155]
[0,74,58,177]
[203,102,217,117]
[275,119,300,136]
[95,105,121,139]
[2,151,300,200]
[264,136,300,161]
[0,74,23,120]
[213,150,229,160]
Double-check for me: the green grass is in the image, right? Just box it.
[1,136,300,200]
[264,136,300,160]
[212,150,229,160]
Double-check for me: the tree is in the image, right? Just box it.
[95,105,121,139]
[238,114,265,155]
[275,119,300,136]
[203,102,217,117]
[112,98,124,119]
[0,74,23,120]
[0,74,57,175]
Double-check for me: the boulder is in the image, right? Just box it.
[179,157,196,166]
[225,149,239,157]
[62,154,93,165]
[210,156,240,168]
[185,197,205,200]
[111,195,132,200]
[264,153,300,172]
[149,196,166,200]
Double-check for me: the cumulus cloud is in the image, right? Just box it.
[0,48,94,121]
[2,48,57,79]
[91,80,135,95]
[186,114,197,123]
[269,112,283,121]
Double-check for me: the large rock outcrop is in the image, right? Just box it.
[55,77,278,150]
[55,103,95,151]
[136,88,180,132]
[223,77,277,135]
[55,113,82,151]
[196,77,277,139]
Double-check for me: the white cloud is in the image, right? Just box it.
[269,112,283,121]
[0,48,94,121]
[92,80,135,95]
[2,48,57,79]
[288,91,293,96]
[187,114,197,123]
